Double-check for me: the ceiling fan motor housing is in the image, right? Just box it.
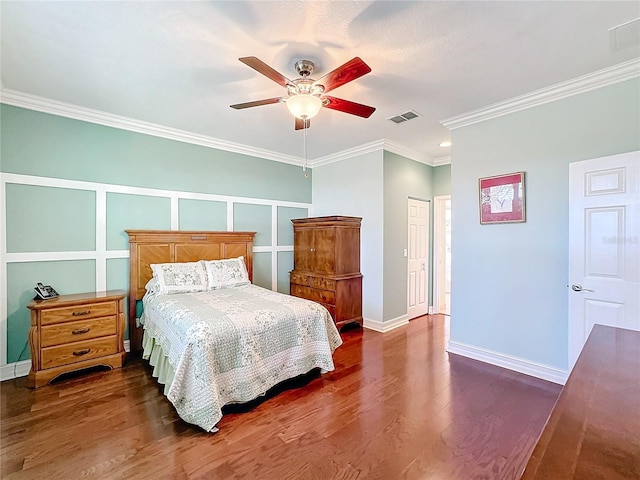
[288,78,324,97]
[294,60,315,77]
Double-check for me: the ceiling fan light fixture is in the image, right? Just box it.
[286,94,323,119]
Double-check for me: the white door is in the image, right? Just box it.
[434,196,452,315]
[568,151,640,368]
[408,198,429,319]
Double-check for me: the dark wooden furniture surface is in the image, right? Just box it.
[2,315,561,479]
[290,216,362,329]
[27,290,126,388]
[521,325,640,480]
[125,230,256,352]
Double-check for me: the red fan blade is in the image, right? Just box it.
[314,57,371,93]
[230,98,283,109]
[239,57,291,87]
[294,118,311,130]
[322,96,376,118]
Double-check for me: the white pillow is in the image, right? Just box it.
[144,277,159,295]
[150,261,209,295]
[203,256,250,290]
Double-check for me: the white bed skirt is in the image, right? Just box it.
[142,330,176,396]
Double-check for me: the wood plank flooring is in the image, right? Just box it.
[1,315,561,480]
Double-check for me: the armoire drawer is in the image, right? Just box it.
[310,277,335,291]
[318,302,336,320]
[290,273,310,286]
[291,285,336,305]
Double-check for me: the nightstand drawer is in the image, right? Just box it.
[40,316,118,347]
[291,285,335,305]
[41,301,117,325]
[290,273,310,286]
[311,277,335,291]
[41,336,118,369]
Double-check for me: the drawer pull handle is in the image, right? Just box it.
[72,327,91,335]
[72,310,91,317]
[72,348,91,356]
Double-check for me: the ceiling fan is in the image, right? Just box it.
[230,56,376,130]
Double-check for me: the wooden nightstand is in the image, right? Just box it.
[27,290,126,388]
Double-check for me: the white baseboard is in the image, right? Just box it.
[447,340,569,385]
[0,360,31,381]
[1,340,133,381]
[363,315,409,333]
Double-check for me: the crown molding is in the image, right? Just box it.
[1,88,438,169]
[0,89,304,166]
[383,140,436,166]
[310,139,385,167]
[441,57,640,130]
[433,155,451,166]
[311,138,436,167]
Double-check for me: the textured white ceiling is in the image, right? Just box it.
[1,1,638,163]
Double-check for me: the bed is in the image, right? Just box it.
[126,230,342,432]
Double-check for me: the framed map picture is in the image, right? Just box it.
[479,172,526,224]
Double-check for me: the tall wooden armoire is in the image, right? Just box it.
[290,216,362,330]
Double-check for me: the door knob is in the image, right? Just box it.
[571,284,595,293]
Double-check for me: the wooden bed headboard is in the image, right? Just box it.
[125,230,256,352]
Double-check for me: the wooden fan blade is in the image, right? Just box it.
[239,57,291,87]
[294,118,311,130]
[322,96,376,118]
[230,98,283,109]
[314,57,371,93]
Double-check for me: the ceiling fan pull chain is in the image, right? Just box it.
[303,121,308,173]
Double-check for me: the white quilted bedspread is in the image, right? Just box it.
[141,284,342,432]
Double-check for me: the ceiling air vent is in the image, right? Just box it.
[387,110,421,124]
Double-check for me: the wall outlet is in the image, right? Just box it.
[403,248,408,257]
[428,306,434,315]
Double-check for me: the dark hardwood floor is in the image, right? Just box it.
[1,315,561,480]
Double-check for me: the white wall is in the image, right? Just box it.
[449,78,640,377]
[311,150,384,323]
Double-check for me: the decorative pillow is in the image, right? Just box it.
[150,261,209,295]
[203,256,250,290]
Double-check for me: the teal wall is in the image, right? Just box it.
[433,164,451,197]
[106,194,172,250]
[1,105,311,202]
[6,184,96,252]
[311,150,386,323]
[1,105,311,366]
[312,149,452,324]
[179,199,227,231]
[383,152,448,320]
[450,78,640,371]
